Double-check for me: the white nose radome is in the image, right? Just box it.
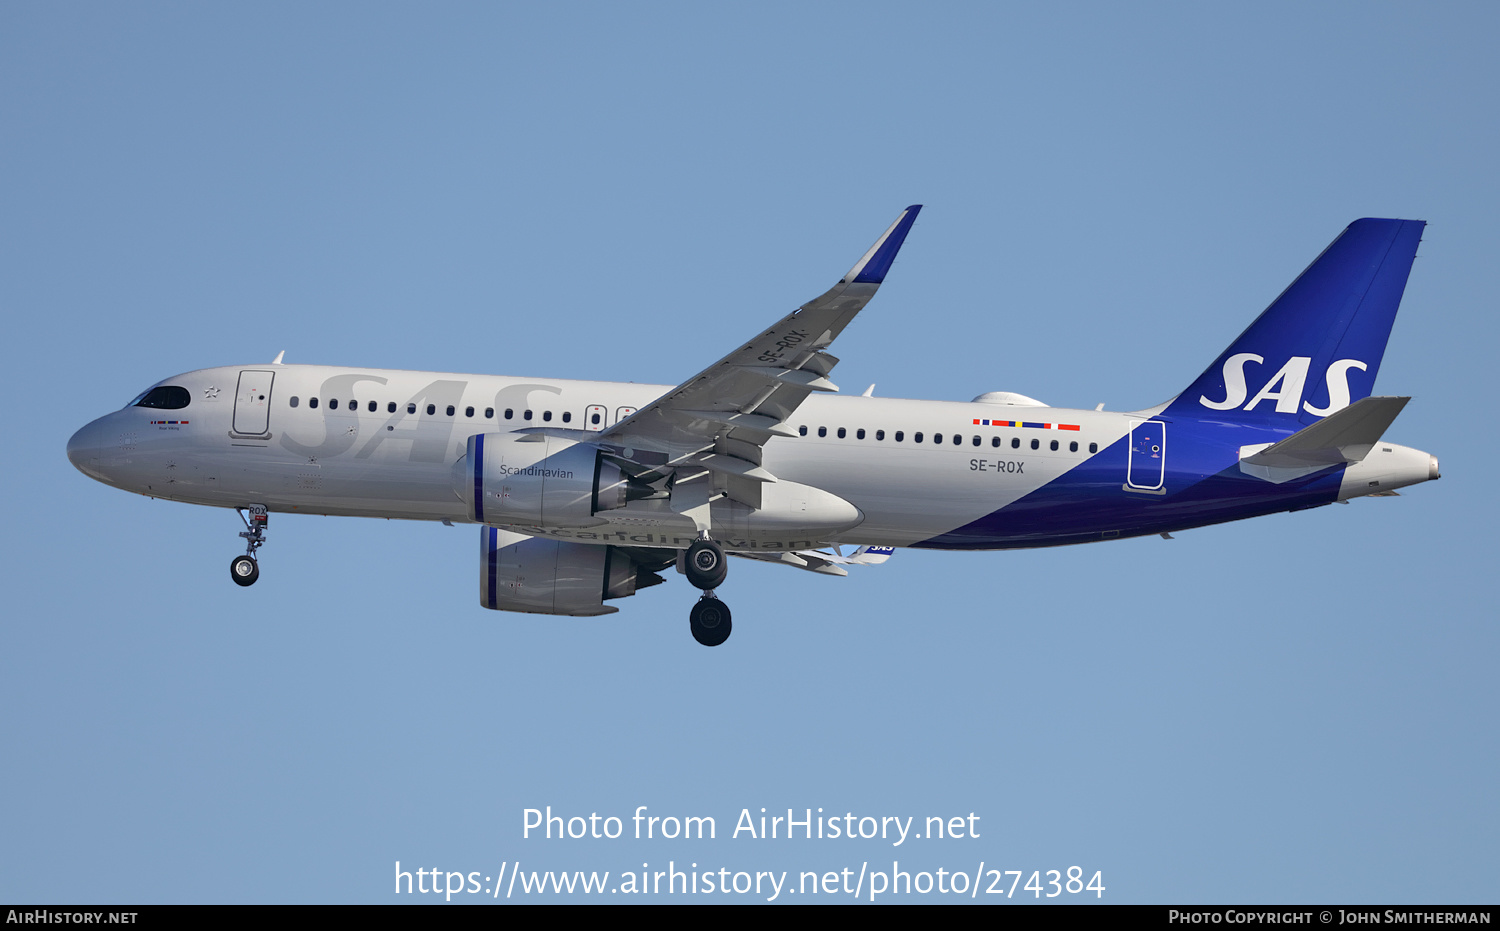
[67,418,106,476]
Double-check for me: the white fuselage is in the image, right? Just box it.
[69,363,1438,553]
[69,363,1142,548]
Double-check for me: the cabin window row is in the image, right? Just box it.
[285,397,578,424]
[796,424,1097,454]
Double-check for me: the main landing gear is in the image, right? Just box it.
[230,505,268,587]
[685,537,732,647]
[690,595,732,647]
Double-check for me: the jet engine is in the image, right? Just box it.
[456,433,654,528]
[479,527,667,616]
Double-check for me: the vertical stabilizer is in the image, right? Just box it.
[1164,219,1425,427]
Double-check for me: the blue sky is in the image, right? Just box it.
[3,1,1496,903]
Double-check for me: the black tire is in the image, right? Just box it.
[230,555,259,587]
[684,540,727,590]
[689,597,732,647]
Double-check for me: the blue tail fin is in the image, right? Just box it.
[1164,218,1425,427]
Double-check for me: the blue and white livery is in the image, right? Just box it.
[67,208,1438,645]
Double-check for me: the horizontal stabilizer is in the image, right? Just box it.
[731,550,848,576]
[1239,396,1409,483]
[842,544,895,565]
[730,544,896,576]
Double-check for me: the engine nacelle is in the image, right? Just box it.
[456,433,648,528]
[479,527,665,616]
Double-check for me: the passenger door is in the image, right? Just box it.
[232,370,276,436]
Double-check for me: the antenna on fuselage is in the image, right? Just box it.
[272,351,285,365]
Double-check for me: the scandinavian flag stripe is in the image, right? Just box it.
[972,418,1079,431]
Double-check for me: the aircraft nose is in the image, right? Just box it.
[67,417,111,480]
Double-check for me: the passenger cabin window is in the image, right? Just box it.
[369,400,377,412]
[1011,437,1020,449]
[485,408,494,419]
[562,411,572,423]
[289,396,299,408]
[388,402,397,413]
[329,399,339,410]
[817,427,827,437]
[426,404,436,415]
[407,403,416,414]
[895,431,904,442]
[446,405,455,416]
[876,430,884,440]
[1031,438,1040,450]
[309,397,319,409]
[134,386,192,410]
[1050,439,1059,451]
[798,425,807,436]
[914,432,924,443]
[465,406,475,417]
[505,409,514,420]
[837,427,846,439]
[1089,442,1098,453]
[1069,441,1078,452]
[543,411,552,422]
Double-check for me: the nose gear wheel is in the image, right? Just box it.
[232,505,268,587]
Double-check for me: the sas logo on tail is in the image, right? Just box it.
[1199,355,1367,415]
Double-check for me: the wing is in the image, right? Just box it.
[594,205,922,513]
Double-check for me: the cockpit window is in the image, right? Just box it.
[132,386,191,410]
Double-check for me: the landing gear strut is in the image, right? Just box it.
[685,536,732,645]
[231,505,268,587]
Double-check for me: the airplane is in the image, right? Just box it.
[67,207,1439,646]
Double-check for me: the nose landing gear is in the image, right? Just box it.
[231,505,268,587]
